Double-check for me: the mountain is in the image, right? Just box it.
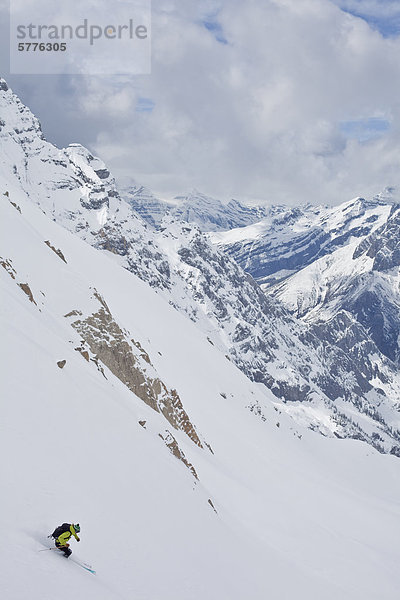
[2,86,400,600]
[210,194,400,370]
[171,190,268,232]
[119,180,267,231]
[209,196,396,286]
[210,194,400,446]
[1,78,400,458]
[117,178,170,229]
[271,201,400,363]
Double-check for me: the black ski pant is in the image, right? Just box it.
[55,541,72,557]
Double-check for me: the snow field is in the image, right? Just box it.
[1,188,400,599]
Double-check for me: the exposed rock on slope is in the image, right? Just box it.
[66,289,203,448]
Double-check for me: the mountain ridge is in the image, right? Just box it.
[1,78,399,457]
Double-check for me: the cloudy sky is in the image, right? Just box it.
[1,0,400,205]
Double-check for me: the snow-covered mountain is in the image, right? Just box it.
[2,81,400,600]
[117,179,169,229]
[210,195,400,454]
[3,155,400,600]
[209,196,396,286]
[210,195,400,369]
[120,180,267,231]
[271,201,400,363]
[1,78,400,458]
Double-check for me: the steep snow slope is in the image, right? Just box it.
[1,78,400,455]
[2,165,400,600]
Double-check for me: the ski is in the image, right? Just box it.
[70,557,96,575]
[39,547,96,574]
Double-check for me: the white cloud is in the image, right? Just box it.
[3,0,400,205]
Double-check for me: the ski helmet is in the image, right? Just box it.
[74,523,81,533]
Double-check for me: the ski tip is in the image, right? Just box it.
[74,560,96,574]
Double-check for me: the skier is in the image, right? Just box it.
[50,523,81,557]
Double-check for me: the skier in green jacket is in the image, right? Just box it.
[51,523,81,557]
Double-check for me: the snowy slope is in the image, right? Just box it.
[1,78,400,456]
[2,160,400,600]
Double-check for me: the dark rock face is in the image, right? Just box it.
[80,196,109,211]
[355,205,400,271]
[343,282,400,364]
[344,206,400,364]
[18,282,37,305]
[95,168,110,180]
[219,199,389,286]
[310,312,383,396]
[225,227,330,282]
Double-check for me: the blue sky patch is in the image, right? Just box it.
[136,98,155,113]
[334,1,400,37]
[340,117,390,142]
[202,18,228,44]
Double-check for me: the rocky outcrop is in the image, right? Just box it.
[353,205,400,271]
[1,257,38,305]
[18,282,37,304]
[159,430,198,479]
[45,240,67,263]
[66,290,202,447]
[0,257,17,279]
[4,191,22,213]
